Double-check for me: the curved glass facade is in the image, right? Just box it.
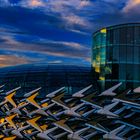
[92,23,140,89]
[0,63,96,97]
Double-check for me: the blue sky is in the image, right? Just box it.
[0,0,140,67]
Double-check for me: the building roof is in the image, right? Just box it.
[0,63,97,97]
[93,22,140,36]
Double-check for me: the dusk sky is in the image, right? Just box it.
[0,0,140,67]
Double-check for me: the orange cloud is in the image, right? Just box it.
[0,55,31,67]
[30,0,43,7]
[20,0,44,8]
[123,0,140,12]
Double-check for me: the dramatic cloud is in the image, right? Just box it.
[0,0,140,67]
[0,55,32,67]
[123,0,140,12]
[0,32,90,66]
[0,35,90,59]
[20,0,45,8]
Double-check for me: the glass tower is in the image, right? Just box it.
[92,23,140,89]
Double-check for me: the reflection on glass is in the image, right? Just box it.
[92,23,140,89]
